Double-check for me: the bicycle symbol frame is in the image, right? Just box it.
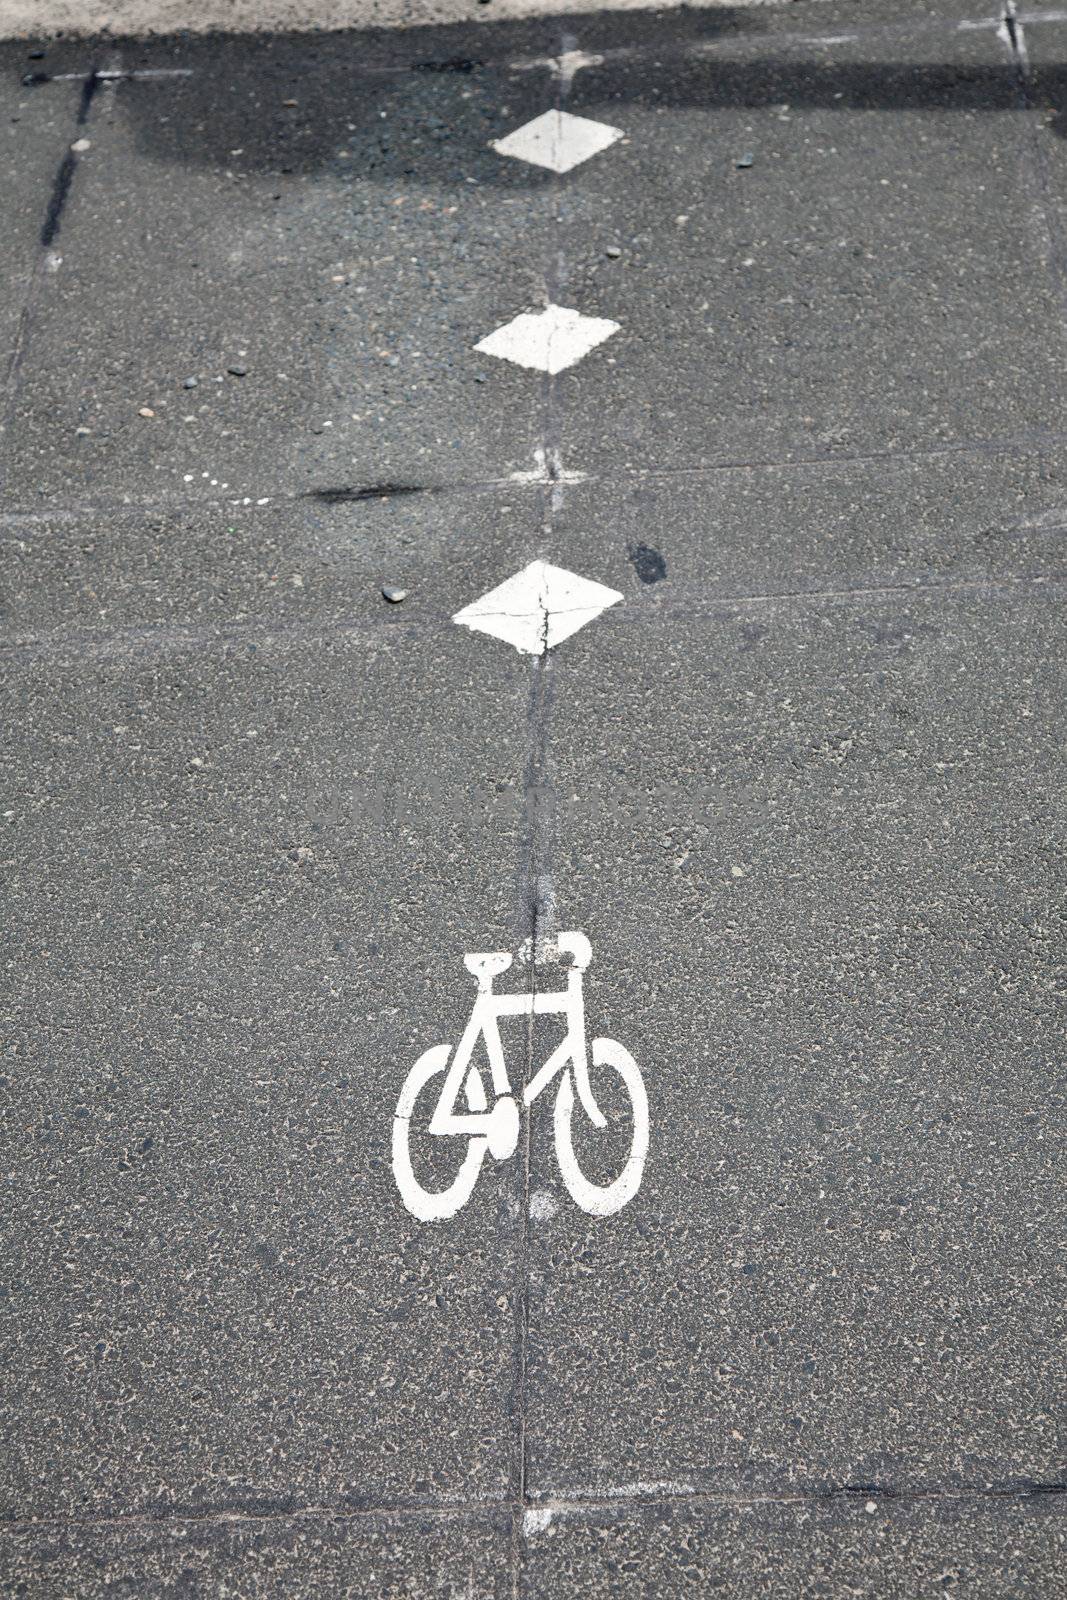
[392,931,649,1221]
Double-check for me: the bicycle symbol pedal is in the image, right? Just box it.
[392,930,649,1221]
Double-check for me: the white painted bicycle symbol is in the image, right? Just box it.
[392,931,648,1221]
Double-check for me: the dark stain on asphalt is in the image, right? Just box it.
[306,484,427,504]
[628,542,668,585]
[411,57,484,73]
[39,69,101,248]
[40,150,78,247]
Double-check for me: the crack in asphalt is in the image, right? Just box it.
[1,571,1062,665]
[10,420,1067,532]
[0,1478,1061,1542]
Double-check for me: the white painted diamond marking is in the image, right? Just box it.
[474,304,619,375]
[491,110,624,174]
[452,559,623,656]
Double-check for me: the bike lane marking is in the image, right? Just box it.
[392,934,649,1223]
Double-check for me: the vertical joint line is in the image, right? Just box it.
[514,31,578,1593]
[1001,1,1029,73]
[40,66,103,250]
[77,67,104,124]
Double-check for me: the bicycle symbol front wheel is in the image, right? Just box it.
[553,1037,649,1217]
[392,1045,488,1222]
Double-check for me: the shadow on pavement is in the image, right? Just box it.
[12,1,1060,194]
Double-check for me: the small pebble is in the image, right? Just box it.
[138,406,155,419]
[70,138,90,153]
[381,586,408,604]
[605,244,621,259]
[736,152,754,168]
[75,426,90,436]
[282,98,298,107]
[28,49,45,59]
[474,372,487,383]
[183,376,198,389]
[227,364,248,377]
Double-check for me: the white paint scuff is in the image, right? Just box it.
[508,446,587,487]
[474,304,620,375]
[42,67,194,78]
[574,1479,697,1500]
[523,1509,554,1537]
[529,1189,558,1220]
[491,109,623,173]
[451,559,622,656]
[510,48,606,88]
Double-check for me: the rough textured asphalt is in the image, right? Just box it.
[1,1,1065,1594]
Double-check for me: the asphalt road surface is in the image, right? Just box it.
[1,1,1065,1594]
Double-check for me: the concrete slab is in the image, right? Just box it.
[550,6,1067,470]
[1,43,562,505]
[518,1493,1065,1598]
[0,620,535,1520]
[546,443,1067,604]
[1019,6,1067,219]
[0,483,554,642]
[522,586,1066,1499]
[0,1509,512,1598]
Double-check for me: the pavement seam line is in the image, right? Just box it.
[0,1480,1060,1540]
[12,421,1067,528]
[507,34,579,1596]
[528,1481,1067,1515]
[1,572,1063,665]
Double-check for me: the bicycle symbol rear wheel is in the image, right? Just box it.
[553,1037,648,1216]
[392,1045,488,1222]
